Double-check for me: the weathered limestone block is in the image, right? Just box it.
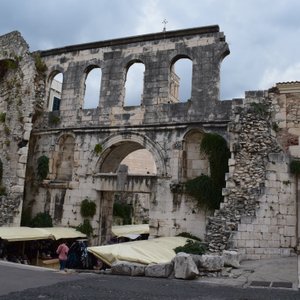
[145,262,174,278]
[222,250,242,268]
[194,254,224,272]
[173,253,199,280]
[111,261,145,276]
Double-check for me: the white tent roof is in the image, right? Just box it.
[111,224,149,238]
[0,227,53,242]
[42,227,86,240]
[88,236,188,266]
[0,227,86,242]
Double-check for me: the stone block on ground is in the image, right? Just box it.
[111,261,145,276]
[173,253,199,280]
[193,254,224,272]
[222,250,242,268]
[145,262,174,278]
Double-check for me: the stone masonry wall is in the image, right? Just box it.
[0,31,38,226]
[206,89,297,259]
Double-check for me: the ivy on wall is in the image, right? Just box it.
[113,202,132,225]
[0,158,5,196]
[30,212,53,227]
[76,198,97,237]
[80,198,96,218]
[37,155,49,180]
[185,133,230,210]
[290,160,300,175]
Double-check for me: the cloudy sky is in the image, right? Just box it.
[1,0,300,103]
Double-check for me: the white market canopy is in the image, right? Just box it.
[42,227,86,240]
[111,224,149,239]
[88,236,188,266]
[0,227,86,242]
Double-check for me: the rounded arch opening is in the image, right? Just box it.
[124,61,145,107]
[48,72,63,111]
[99,140,158,227]
[170,56,193,103]
[83,66,102,109]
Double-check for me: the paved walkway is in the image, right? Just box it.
[199,256,299,290]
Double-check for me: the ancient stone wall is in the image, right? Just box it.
[0,31,38,226]
[206,88,299,259]
[1,27,298,258]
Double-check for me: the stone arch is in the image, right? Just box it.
[95,131,167,176]
[169,55,193,103]
[53,132,75,181]
[47,69,64,111]
[83,64,102,109]
[182,128,209,180]
[123,59,145,106]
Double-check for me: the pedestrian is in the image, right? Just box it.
[56,240,69,271]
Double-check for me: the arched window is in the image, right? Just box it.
[83,67,102,109]
[124,62,145,106]
[49,73,63,111]
[170,57,193,102]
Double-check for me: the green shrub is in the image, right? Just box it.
[0,158,3,183]
[0,185,6,196]
[80,198,96,218]
[0,112,6,123]
[94,144,102,155]
[49,114,60,125]
[185,174,218,210]
[185,133,230,210]
[174,239,207,255]
[249,102,269,117]
[76,219,93,237]
[30,212,53,227]
[33,53,47,74]
[0,59,18,80]
[113,202,132,225]
[37,155,49,180]
[290,160,300,176]
[176,232,202,241]
[21,209,32,226]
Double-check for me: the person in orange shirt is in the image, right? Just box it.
[56,241,69,271]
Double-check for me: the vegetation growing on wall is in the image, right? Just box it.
[0,158,3,183]
[249,102,269,117]
[30,212,53,227]
[76,219,93,237]
[32,53,47,74]
[176,232,202,241]
[94,143,103,155]
[49,113,60,125]
[0,112,6,123]
[76,198,97,237]
[185,133,230,210]
[37,155,49,180]
[0,59,18,81]
[174,239,207,255]
[0,158,5,196]
[113,202,132,225]
[290,160,300,175]
[80,198,96,218]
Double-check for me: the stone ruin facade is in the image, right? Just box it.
[0,25,299,259]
